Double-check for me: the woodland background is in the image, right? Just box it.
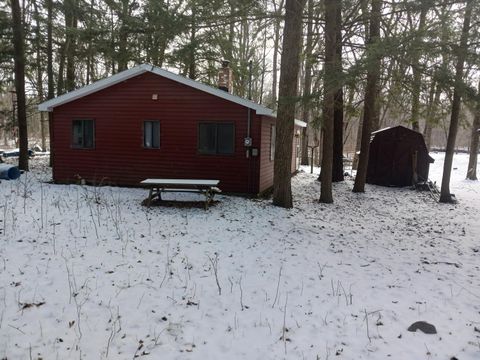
[0,0,478,150]
[1,0,479,205]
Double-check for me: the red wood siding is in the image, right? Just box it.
[259,117,275,193]
[258,116,302,194]
[52,72,263,194]
[292,129,301,173]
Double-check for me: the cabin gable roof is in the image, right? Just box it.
[38,64,306,127]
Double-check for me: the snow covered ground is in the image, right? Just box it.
[0,153,479,360]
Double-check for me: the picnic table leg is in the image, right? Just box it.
[146,187,162,206]
[205,189,214,210]
[147,187,154,207]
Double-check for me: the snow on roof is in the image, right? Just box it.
[371,126,392,135]
[294,119,307,127]
[371,125,423,135]
[37,64,306,127]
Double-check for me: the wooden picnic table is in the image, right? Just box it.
[140,179,221,209]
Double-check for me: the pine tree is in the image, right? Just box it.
[440,0,473,203]
[319,0,339,203]
[273,0,306,208]
[300,0,314,166]
[466,80,480,180]
[332,0,344,182]
[352,0,382,193]
[10,0,28,171]
[409,0,429,132]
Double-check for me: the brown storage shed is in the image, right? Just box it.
[366,125,434,187]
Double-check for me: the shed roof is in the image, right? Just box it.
[372,125,420,136]
[371,125,434,163]
[38,64,306,127]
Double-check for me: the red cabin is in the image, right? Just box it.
[39,64,306,195]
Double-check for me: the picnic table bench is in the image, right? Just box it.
[141,179,221,209]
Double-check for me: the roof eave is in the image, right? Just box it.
[259,111,306,127]
[295,119,307,128]
[37,64,280,117]
[147,66,275,116]
[38,65,150,112]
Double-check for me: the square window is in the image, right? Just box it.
[144,121,160,148]
[72,120,95,148]
[198,123,217,154]
[198,123,234,155]
[217,124,234,154]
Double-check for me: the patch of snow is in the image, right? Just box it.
[0,153,479,359]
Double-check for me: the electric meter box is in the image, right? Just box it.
[244,137,252,147]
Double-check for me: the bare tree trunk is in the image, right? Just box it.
[410,1,428,131]
[10,0,29,171]
[360,0,370,39]
[86,0,95,84]
[33,0,47,152]
[301,0,314,166]
[39,94,46,154]
[47,0,54,165]
[57,43,65,95]
[259,19,268,105]
[423,76,436,150]
[372,86,381,130]
[352,109,363,170]
[188,5,197,80]
[352,0,381,193]
[47,0,54,100]
[440,0,473,203]
[65,0,77,91]
[352,0,370,171]
[273,0,306,208]
[235,13,249,98]
[332,1,344,182]
[108,8,116,74]
[226,0,235,61]
[342,82,356,148]
[427,2,451,152]
[117,0,129,72]
[271,0,284,109]
[466,80,480,180]
[319,0,339,203]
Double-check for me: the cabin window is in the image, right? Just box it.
[72,119,94,148]
[198,123,234,155]
[270,125,276,161]
[144,121,160,148]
